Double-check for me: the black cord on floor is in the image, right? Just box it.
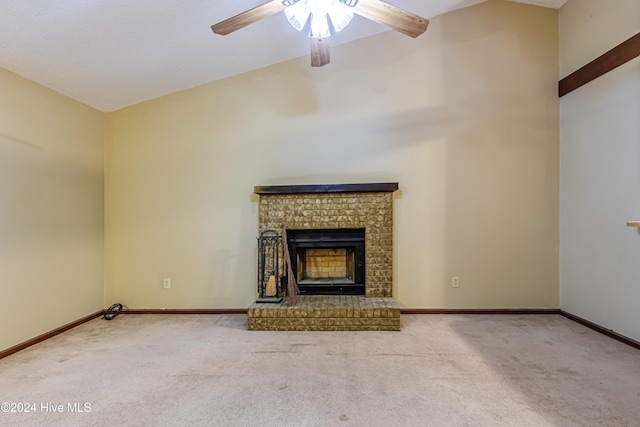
[103,303,123,320]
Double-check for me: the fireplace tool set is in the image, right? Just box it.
[256,230,284,303]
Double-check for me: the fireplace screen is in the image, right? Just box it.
[286,228,365,295]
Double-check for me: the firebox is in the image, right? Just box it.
[286,228,365,295]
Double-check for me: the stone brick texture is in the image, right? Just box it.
[259,192,394,297]
[247,296,401,331]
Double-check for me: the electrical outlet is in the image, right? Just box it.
[162,277,171,289]
[452,276,460,288]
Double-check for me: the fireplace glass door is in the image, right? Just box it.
[287,228,365,295]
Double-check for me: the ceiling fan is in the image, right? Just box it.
[211,0,429,67]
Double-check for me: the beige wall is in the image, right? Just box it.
[560,0,640,340]
[105,0,559,309]
[0,68,104,351]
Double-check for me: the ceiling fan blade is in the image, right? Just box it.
[211,0,287,35]
[310,38,331,67]
[352,0,429,38]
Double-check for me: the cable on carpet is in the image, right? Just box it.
[103,303,123,320]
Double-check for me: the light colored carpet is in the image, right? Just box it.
[1,314,639,426]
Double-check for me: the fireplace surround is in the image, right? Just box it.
[250,183,400,331]
[255,183,397,298]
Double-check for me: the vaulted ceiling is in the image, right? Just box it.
[0,0,566,112]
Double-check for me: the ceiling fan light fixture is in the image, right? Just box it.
[309,13,331,39]
[284,1,310,31]
[284,0,353,38]
[327,1,353,33]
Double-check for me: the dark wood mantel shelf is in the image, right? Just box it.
[254,183,399,195]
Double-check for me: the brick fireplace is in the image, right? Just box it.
[249,183,400,331]
[256,183,396,298]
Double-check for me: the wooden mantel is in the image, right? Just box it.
[254,182,399,195]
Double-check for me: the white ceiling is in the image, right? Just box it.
[0,0,567,112]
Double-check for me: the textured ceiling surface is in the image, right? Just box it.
[0,0,566,112]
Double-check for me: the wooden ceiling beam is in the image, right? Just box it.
[559,32,640,97]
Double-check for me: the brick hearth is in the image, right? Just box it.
[247,296,401,331]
